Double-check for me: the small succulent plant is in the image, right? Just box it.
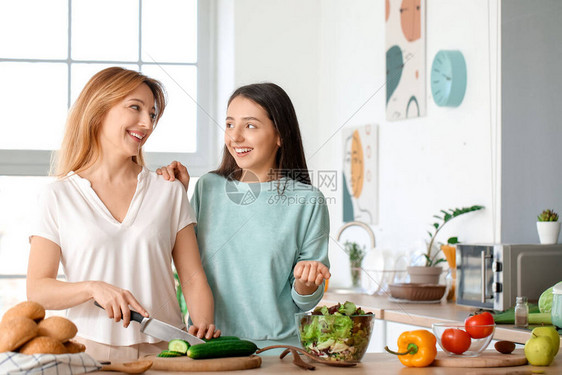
[537,209,559,222]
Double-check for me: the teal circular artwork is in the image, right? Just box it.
[430,50,467,107]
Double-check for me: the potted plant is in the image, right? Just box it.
[537,209,560,244]
[346,241,366,288]
[408,205,484,285]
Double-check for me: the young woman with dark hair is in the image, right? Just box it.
[214,83,311,185]
[159,83,330,349]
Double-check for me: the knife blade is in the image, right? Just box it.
[94,301,205,345]
[139,315,205,345]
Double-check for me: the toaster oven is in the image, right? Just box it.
[456,244,562,311]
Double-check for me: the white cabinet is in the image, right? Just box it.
[366,319,387,353]
[367,320,425,353]
[367,320,525,354]
[384,321,426,352]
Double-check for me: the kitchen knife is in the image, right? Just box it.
[94,301,205,345]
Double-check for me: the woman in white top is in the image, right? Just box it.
[27,67,219,361]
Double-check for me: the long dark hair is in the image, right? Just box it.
[213,83,311,185]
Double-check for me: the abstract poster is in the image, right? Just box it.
[342,124,378,225]
[386,0,426,121]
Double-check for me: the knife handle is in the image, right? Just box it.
[93,301,145,323]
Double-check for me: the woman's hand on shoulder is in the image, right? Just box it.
[293,261,331,295]
[156,161,190,191]
[188,323,221,340]
[90,281,149,328]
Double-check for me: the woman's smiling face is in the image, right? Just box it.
[224,96,280,180]
[99,83,156,159]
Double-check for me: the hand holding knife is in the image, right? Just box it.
[94,301,205,345]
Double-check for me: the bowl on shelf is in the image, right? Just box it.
[295,312,375,363]
[359,269,408,295]
[388,283,446,301]
[432,322,495,357]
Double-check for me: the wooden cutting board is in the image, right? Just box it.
[143,355,262,372]
[433,349,527,368]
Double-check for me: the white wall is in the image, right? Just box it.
[316,0,500,287]
[213,0,322,168]
[232,0,321,154]
[218,0,501,288]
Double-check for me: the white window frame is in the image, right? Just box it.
[0,0,216,177]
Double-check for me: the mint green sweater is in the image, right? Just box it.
[191,173,330,348]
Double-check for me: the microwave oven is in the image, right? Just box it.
[456,244,562,311]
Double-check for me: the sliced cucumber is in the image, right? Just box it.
[168,339,189,354]
[157,350,184,358]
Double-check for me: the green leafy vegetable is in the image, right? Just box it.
[318,306,330,316]
[539,286,555,313]
[339,301,357,316]
[299,302,373,362]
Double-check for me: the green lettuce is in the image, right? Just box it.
[539,286,555,313]
[338,301,357,315]
[300,301,373,362]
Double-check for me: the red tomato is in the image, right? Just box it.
[441,328,471,355]
[464,312,495,339]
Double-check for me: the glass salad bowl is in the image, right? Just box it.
[295,302,375,363]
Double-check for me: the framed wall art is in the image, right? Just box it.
[342,124,378,225]
[386,0,426,121]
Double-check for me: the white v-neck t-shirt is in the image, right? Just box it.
[31,167,196,346]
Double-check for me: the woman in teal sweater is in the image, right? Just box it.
[160,83,330,348]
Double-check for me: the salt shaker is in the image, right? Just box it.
[514,296,528,328]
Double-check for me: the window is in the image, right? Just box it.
[0,0,215,176]
[0,175,54,316]
[0,174,198,317]
[0,0,214,315]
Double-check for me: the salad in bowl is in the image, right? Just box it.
[296,301,374,363]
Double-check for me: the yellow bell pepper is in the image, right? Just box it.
[385,330,437,367]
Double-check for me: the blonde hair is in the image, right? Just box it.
[53,67,166,177]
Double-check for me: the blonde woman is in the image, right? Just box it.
[27,67,219,361]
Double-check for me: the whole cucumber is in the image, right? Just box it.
[203,335,241,342]
[187,340,257,359]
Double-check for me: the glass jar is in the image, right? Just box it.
[514,296,529,328]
